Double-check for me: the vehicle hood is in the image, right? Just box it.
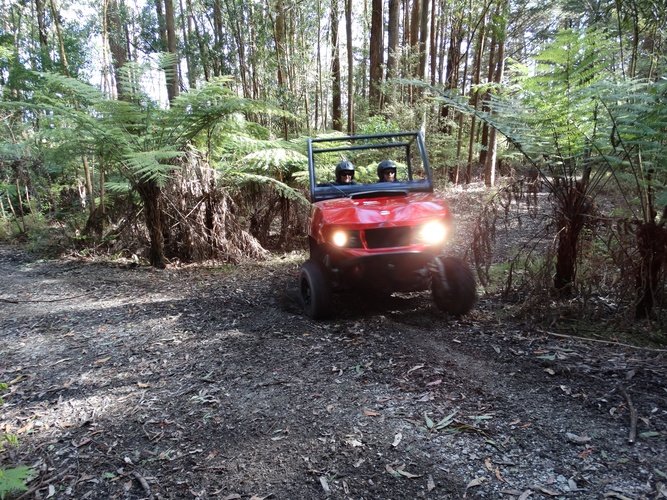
[312,192,450,228]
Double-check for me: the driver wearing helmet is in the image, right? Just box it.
[335,160,356,184]
[377,159,397,182]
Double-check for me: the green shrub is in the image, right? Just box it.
[0,467,32,499]
[0,383,34,499]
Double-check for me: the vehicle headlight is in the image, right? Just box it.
[418,220,447,245]
[331,230,349,247]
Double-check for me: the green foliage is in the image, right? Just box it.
[519,28,616,159]
[0,219,11,241]
[0,467,32,499]
[594,78,667,220]
[356,114,401,136]
[0,383,34,499]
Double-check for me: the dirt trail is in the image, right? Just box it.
[1,246,666,499]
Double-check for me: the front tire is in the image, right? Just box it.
[299,260,332,319]
[431,256,476,316]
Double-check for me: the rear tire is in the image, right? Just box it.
[431,256,476,316]
[299,260,332,319]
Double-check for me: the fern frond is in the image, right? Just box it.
[0,466,34,498]
[239,148,308,176]
[104,181,133,194]
[221,171,309,206]
[123,149,183,184]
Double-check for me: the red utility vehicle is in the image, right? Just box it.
[300,131,476,319]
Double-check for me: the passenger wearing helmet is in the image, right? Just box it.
[377,159,397,182]
[335,160,356,184]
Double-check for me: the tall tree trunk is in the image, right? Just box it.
[628,0,639,78]
[248,3,258,98]
[211,0,223,76]
[418,0,429,80]
[429,0,437,85]
[155,0,167,50]
[368,0,383,113]
[402,0,410,48]
[466,17,485,183]
[409,0,420,50]
[164,0,180,102]
[83,156,94,217]
[315,0,322,130]
[225,0,249,97]
[440,15,461,131]
[179,0,195,89]
[479,18,497,170]
[345,0,354,134]
[273,0,289,138]
[437,6,448,84]
[48,0,69,76]
[360,0,368,100]
[187,0,210,81]
[106,0,127,99]
[386,0,399,82]
[331,0,342,131]
[483,2,505,188]
[34,0,50,71]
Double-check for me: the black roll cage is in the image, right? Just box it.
[307,131,434,203]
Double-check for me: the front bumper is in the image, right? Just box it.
[324,249,439,292]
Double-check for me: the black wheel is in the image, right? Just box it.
[299,260,332,319]
[431,256,476,316]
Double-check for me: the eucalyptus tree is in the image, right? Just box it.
[368,0,383,113]
[331,0,342,131]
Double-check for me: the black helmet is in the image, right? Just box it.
[335,160,355,183]
[377,159,397,180]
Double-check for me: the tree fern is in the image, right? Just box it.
[0,67,301,264]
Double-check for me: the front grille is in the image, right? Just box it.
[364,226,413,248]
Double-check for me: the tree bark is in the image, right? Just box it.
[224,0,250,97]
[164,0,180,103]
[34,0,50,70]
[385,0,399,104]
[386,0,400,84]
[466,17,485,183]
[83,156,94,217]
[211,0,223,76]
[368,0,384,113]
[155,0,168,52]
[48,0,70,76]
[273,0,289,138]
[483,1,506,188]
[179,0,195,89]
[440,14,461,130]
[137,180,166,269]
[315,0,322,129]
[331,0,342,131]
[429,0,437,85]
[479,16,497,170]
[187,0,210,82]
[345,0,354,134]
[635,220,667,319]
[553,179,589,296]
[106,0,128,99]
[418,0,429,80]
